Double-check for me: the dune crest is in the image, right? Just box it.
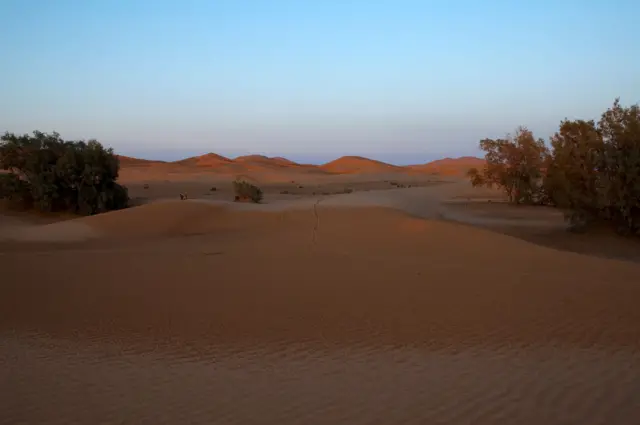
[320,156,401,174]
[174,152,233,167]
[409,156,485,176]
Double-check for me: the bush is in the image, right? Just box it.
[468,98,640,235]
[545,119,604,228]
[0,173,32,206]
[472,127,548,204]
[0,131,129,214]
[232,179,263,203]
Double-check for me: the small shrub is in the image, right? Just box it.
[232,179,263,203]
[143,184,150,189]
[210,186,217,191]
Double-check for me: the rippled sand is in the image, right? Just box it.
[2,198,640,424]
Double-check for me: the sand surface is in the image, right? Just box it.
[1,164,640,424]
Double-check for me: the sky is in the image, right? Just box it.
[1,0,639,164]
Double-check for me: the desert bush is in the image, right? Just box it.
[471,127,548,204]
[232,179,263,203]
[544,119,604,228]
[0,173,32,206]
[469,98,640,235]
[466,167,486,187]
[598,99,640,234]
[0,131,129,214]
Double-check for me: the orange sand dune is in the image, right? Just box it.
[234,154,300,166]
[319,155,402,174]
[174,152,233,167]
[409,156,485,176]
[116,155,167,166]
[2,194,640,424]
[116,152,485,179]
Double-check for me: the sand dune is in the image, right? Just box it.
[174,152,233,167]
[408,156,485,176]
[319,155,402,174]
[117,153,484,181]
[117,155,168,166]
[234,154,302,167]
[2,174,640,425]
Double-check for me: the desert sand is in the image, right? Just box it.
[1,154,639,425]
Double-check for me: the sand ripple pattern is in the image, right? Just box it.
[2,333,639,425]
[2,202,640,424]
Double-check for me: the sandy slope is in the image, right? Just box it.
[319,155,402,174]
[407,156,485,176]
[1,176,640,424]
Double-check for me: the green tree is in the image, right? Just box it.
[471,127,548,204]
[598,99,640,234]
[0,131,129,214]
[545,119,604,228]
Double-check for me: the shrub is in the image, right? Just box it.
[468,98,640,235]
[472,127,548,204]
[0,131,129,214]
[598,99,640,234]
[0,173,32,206]
[545,119,604,228]
[232,179,263,203]
[466,168,485,188]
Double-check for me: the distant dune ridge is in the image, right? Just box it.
[407,156,485,176]
[319,156,402,174]
[117,152,483,176]
[173,153,233,167]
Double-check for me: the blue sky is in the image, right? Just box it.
[1,0,638,164]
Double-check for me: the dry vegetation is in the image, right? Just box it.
[468,99,640,235]
[232,179,263,203]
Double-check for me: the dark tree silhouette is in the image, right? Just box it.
[0,131,129,214]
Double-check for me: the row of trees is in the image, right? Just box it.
[0,131,129,215]
[467,99,640,235]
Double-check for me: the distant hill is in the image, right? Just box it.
[409,156,484,176]
[320,156,401,174]
[117,155,167,166]
[173,153,232,167]
[234,155,302,167]
[116,152,484,177]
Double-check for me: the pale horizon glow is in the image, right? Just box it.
[1,0,639,164]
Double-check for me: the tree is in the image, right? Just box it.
[466,167,485,187]
[598,99,640,234]
[0,131,129,214]
[545,119,604,228]
[470,127,549,204]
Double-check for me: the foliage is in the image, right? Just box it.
[468,99,640,235]
[232,179,263,203]
[545,119,604,228]
[598,99,640,234]
[473,127,549,204]
[0,173,32,206]
[466,167,485,187]
[0,131,129,214]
